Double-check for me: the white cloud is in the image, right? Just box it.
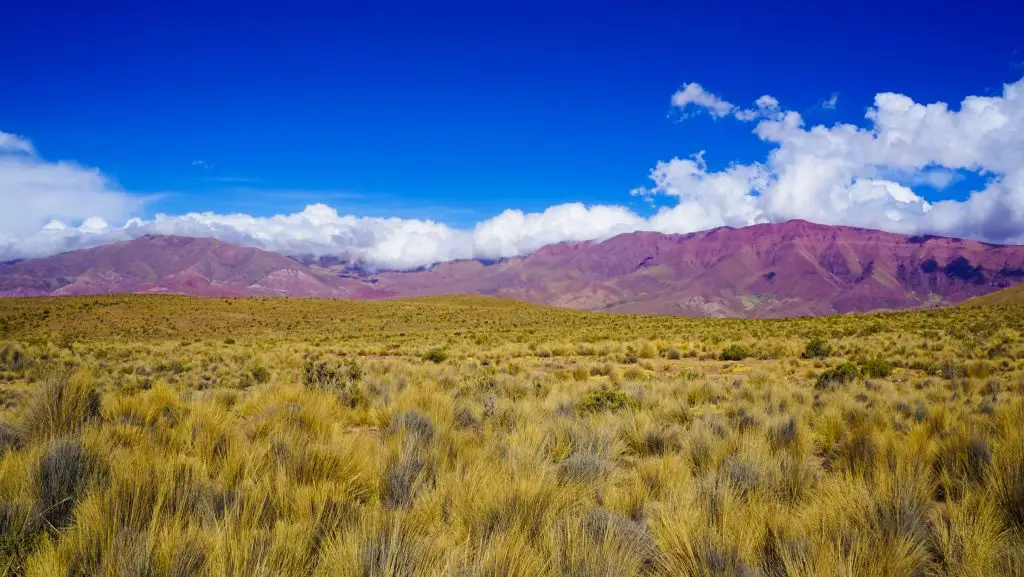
[645,76,1024,243]
[0,131,147,241]
[671,83,736,118]
[0,132,35,155]
[822,92,839,110]
[674,85,786,123]
[1,202,646,271]
[3,76,1024,270]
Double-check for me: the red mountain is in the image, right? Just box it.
[0,235,390,299]
[2,221,1023,317]
[372,220,1024,316]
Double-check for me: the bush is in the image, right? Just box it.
[249,364,271,384]
[301,358,361,390]
[720,344,749,361]
[302,359,344,390]
[0,344,28,372]
[577,389,633,414]
[422,349,448,364]
[861,358,892,378]
[802,337,832,359]
[345,359,363,382]
[815,362,860,390]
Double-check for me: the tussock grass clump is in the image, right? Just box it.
[34,438,96,531]
[21,366,100,441]
[382,447,434,509]
[992,432,1024,532]
[0,423,23,454]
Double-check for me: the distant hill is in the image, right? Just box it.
[963,284,1024,306]
[0,235,391,299]
[2,221,1024,317]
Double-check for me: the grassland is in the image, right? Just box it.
[965,284,1024,307]
[1,295,1023,576]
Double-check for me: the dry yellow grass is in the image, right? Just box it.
[1,295,1023,575]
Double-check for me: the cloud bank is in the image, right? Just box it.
[3,75,1024,270]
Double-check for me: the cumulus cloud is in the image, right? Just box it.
[0,131,148,241]
[3,76,1024,270]
[648,77,1024,244]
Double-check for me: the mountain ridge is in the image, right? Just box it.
[3,220,1023,317]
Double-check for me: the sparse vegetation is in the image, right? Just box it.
[0,294,1022,575]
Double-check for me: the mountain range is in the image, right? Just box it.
[3,220,1023,317]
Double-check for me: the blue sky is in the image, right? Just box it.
[2,0,1024,268]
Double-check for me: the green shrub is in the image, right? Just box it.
[861,358,892,379]
[815,362,860,390]
[302,359,343,389]
[422,349,448,364]
[802,337,832,359]
[344,358,363,382]
[720,344,749,361]
[577,388,633,414]
[302,358,361,389]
